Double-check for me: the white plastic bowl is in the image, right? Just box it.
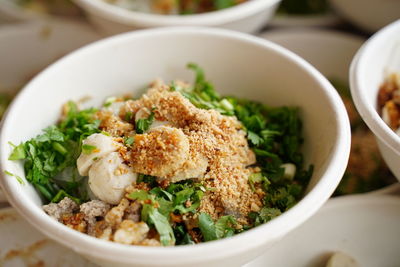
[329,0,400,33]
[73,0,280,35]
[0,27,350,267]
[350,20,400,181]
[0,19,102,203]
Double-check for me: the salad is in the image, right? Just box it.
[103,0,247,15]
[8,64,313,246]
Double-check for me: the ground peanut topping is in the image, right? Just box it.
[118,81,261,224]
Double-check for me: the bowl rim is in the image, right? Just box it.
[73,0,280,27]
[350,19,400,154]
[0,27,351,265]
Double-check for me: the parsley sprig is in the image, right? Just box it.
[129,179,206,246]
[8,101,100,203]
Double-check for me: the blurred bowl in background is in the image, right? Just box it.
[73,0,281,35]
[329,0,400,33]
[260,29,398,195]
[0,19,102,203]
[350,20,400,181]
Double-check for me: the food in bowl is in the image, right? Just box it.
[103,0,247,14]
[330,79,396,195]
[8,64,313,246]
[378,73,400,135]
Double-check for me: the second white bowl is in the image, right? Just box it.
[74,0,281,35]
[350,20,400,181]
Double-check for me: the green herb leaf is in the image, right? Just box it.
[129,190,150,201]
[215,0,236,9]
[124,136,134,146]
[198,212,218,241]
[148,206,175,246]
[215,215,236,238]
[82,144,97,155]
[4,170,25,185]
[8,143,26,160]
[136,111,155,134]
[8,101,100,203]
[247,131,263,146]
[248,172,270,191]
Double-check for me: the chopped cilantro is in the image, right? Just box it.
[135,111,155,134]
[147,206,176,246]
[199,213,218,241]
[199,213,237,241]
[215,0,236,9]
[8,142,26,160]
[124,111,133,122]
[8,101,100,203]
[82,144,97,155]
[103,96,116,107]
[174,224,195,245]
[124,136,134,146]
[4,170,25,185]
[249,207,281,226]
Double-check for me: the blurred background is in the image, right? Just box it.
[0,0,400,266]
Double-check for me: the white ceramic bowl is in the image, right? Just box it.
[0,19,102,203]
[350,20,400,181]
[73,0,280,35]
[329,0,400,33]
[0,27,350,267]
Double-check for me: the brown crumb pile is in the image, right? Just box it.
[378,73,400,130]
[117,80,262,225]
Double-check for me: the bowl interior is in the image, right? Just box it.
[261,29,364,83]
[0,28,349,265]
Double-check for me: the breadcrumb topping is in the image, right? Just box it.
[119,81,260,224]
